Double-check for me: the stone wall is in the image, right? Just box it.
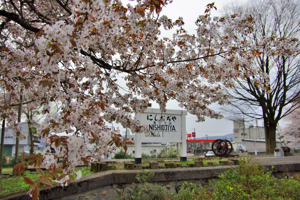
[4,161,300,200]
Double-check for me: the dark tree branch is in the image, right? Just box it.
[0,10,40,33]
[0,99,36,108]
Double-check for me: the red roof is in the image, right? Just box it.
[186,139,215,143]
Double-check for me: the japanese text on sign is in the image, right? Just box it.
[146,114,177,133]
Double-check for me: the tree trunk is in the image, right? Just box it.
[264,118,277,154]
[0,118,6,175]
[29,126,34,155]
[14,87,23,165]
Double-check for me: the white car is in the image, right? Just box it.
[205,151,215,157]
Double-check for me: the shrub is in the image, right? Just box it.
[157,147,178,158]
[2,155,7,167]
[117,158,300,200]
[113,150,134,159]
[176,182,211,200]
[141,153,157,159]
[8,155,22,167]
[208,158,300,199]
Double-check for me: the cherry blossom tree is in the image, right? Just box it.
[282,109,300,137]
[279,99,300,149]
[0,0,299,199]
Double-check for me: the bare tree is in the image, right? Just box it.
[222,0,300,153]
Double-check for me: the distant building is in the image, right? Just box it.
[0,123,41,157]
[233,120,265,152]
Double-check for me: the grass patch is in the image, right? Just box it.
[0,167,93,198]
[202,158,227,165]
[0,171,40,197]
[1,167,13,174]
[178,161,194,166]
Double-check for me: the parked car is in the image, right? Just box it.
[205,151,215,157]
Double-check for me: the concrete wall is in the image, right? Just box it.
[245,141,284,153]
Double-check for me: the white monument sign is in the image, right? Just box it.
[134,108,187,163]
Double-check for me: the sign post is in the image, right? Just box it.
[192,131,196,153]
[135,108,187,164]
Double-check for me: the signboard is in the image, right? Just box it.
[188,133,191,138]
[134,108,187,163]
[136,108,187,143]
[192,132,196,137]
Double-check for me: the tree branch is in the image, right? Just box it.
[55,0,72,15]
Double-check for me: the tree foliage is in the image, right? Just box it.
[0,0,299,199]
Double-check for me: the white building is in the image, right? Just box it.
[0,123,41,157]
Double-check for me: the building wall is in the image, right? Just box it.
[233,120,265,151]
[0,123,40,156]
